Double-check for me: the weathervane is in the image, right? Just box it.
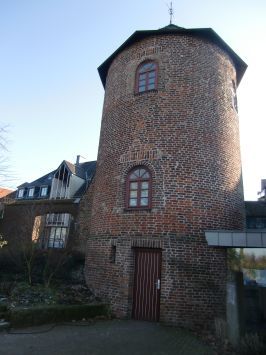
[168,1,174,24]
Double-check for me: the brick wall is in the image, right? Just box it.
[78,181,95,249]
[85,234,226,331]
[82,32,245,332]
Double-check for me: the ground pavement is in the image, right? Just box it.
[0,319,215,355]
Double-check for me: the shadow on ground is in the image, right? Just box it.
[0,319,215,355]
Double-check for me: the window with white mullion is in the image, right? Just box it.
[28,187,35,198]
[62,213,69,226]
[140,181,149,206]
[129,182,138,207]
[17,189,24,198]
[48,226,67,248]
[126,167,152,209]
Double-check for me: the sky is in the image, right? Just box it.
[0,0,265,200]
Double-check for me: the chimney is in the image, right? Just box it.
[261,179,266,191]
[76,155,80,166]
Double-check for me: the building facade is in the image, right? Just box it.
[0,157,96,252]
[82,24,247,331]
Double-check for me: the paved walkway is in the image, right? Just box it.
[0,319,215,355]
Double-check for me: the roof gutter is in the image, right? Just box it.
[205,230,266,248]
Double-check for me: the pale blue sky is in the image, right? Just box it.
[0,0,265,200]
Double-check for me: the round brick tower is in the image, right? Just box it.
[83,24,247,331]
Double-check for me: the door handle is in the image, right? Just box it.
[156,279,161,290]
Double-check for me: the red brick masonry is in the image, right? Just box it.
[82,32,245,331]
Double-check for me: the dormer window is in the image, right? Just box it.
[17,189,25,198]
[28,187,35,198]
[136,61,158,93]
[40,186,48,197]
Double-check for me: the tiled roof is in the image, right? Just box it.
[18,171,55,188]
[62,160,96,180]
[16,160,97,198]
[79,161,97,180]
[0,187,14,198]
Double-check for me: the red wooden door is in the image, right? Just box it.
[132,248,162,321]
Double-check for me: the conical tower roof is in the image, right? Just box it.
[98,24,247,87]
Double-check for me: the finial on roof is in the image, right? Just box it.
[168,1,174,25]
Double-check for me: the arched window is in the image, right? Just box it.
[136,61,158,93]
[126,167,152,209]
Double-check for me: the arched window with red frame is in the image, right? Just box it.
[136,61,158,93]
[126,166,152,209]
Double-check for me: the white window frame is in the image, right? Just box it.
[17,189,25,198]
[41,213,72,249]
[40,186,48,197]
[28,187,35,198]
[46,213,70,226]
[48,227,68,248]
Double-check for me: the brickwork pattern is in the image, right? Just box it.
[91,34,244,237]
[78,181,95,251]
[86,235,226,331]
[83,33,245,331]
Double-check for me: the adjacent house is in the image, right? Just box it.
[0,188,15,219]
[0,156,96,252]
[0,187,14,199]
[16,156,95,202]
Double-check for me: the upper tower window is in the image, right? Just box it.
[136,61,158,93]
[126,166,152,209]
[231,80,238,112]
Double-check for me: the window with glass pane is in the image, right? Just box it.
[28,188,34,197]
[17,189,24,198]
[48,227,67,248]
[136,61,158,93]
[126,167,151,208]
[40,186,48,197]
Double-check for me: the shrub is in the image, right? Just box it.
[9,304,110,327]
[10,282,57,306]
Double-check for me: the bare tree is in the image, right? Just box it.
[0,126,10,184]
[4,202,77,286]
[41,244,74,287]
[0,125,15,187]
[5,204,44,285]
